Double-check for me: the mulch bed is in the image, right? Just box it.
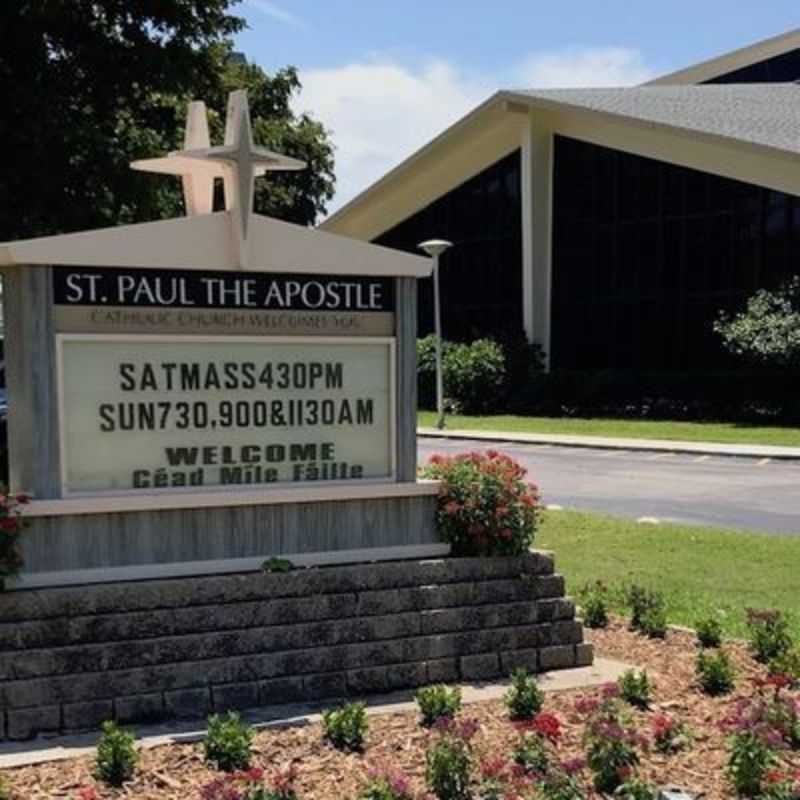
[2,619,798,799]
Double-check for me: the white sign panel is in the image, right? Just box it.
[58,335,394,494]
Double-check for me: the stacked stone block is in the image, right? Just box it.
[0,553,591,740]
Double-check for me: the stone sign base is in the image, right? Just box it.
[0,554,592,740]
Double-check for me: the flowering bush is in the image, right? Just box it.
[761,768,800,799]
[504,668,544,721]
[420,451,539,556]
[512,712,562,777]
[0,490,29,589]
[359,763,415,800]
[476,757,530,800]
[575,684,645,795]
[538,759,587,800]
[731,676,800,749]
[651,714,690,754]
[747,609,794,665]
[200,766,298,800]
[425,718,479,800]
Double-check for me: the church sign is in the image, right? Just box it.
[0,90,439,588]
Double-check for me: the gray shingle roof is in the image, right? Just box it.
[508,84,800,157]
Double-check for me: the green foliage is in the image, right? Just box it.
[617,670,651,710]
[203,712,254,772]
[416,335,544,415]
[715,277,800,370]
[512,731,551,775]
[746,609,794,664]
[727,731,779,798]
[651,713,690,754]
[424,720,477,800]
[415,685,462,727]
[420,450,539,556]
[94,721,138,787]
[696,649,736,696]
[503,668,545,720]
[626,585,667,638]
[579,581,610,629]
[262,557,294,573]
[614,778,658,800]
[322,702,368,752]
[695,616,724,648]
[0,3,335,242]
[768,648,800,686]
[358,764,415,800]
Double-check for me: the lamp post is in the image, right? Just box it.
[418,239,453,430]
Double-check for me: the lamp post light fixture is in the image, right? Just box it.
[418,238,453,430]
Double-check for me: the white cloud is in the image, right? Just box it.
[294,47,655,214]
[246,0,304,28]
[516,46,655,88]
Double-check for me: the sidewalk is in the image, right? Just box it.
[418,427,800,460]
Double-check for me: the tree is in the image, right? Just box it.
[714,277,800,370]
[0,2,334,240]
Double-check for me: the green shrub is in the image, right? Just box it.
[419,451,539,556]
[695,616,723,648]
[768,648,800,686]
[614,778,658,800]
[262,557,294,573]
[626,585,667,638]
[503,668,544,720]
[617,670,651,710]
[727,730,779,798]
[443,339,506,414]
[94,721,138,787]
[580,581,610,629]
[696,649,736,696]
[512,731,550,775]
[322,702,368,751]
[746,608,794,664]
[424,719,477,800]
[415,685,462,727]
[203,712,254,772]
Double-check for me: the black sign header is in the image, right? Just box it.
[53,267,395,313]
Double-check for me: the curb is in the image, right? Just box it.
[417,428,800,461]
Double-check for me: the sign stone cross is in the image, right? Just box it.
[132,90,306,268]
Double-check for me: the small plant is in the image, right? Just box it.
[322,702,368,751]
[575,685,643,795]
[359,763,415,800]
[419,451,539,556]
[727,729,780,797]
[425,718,479,800]
[512,712,560,775]
[203,712,254,772]
[769,648,800,687]
[0,491,30,590]
[618,670,651,710]
[760,768,800,800]
[415,685,462,727]
[94,720,138,787]
[262,557,294,573]
[747,609,794,665]
[696,648,736,696]
[695,615,724,648]
[733,675,800,749]
[504,668,544,720]
[476,758,530,800]
[580,580,610,629]
[614,777,658,800]
[200,766,299,800]
[626,585,667,638]
[651,714,690,754]
[538,759,587,800]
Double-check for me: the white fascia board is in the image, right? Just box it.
[0,211,431,277]
[645,28,800,86]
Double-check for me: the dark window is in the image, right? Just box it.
[551,136,798,371]
[374,151,523,341]
[704,47,800,83]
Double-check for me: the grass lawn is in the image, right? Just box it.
[417,411,800,447]
[537,509,800,639]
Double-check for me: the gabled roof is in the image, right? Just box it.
[508,84,800,158]
[647,28,800,86]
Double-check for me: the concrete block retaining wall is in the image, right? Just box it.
[0,554,592,740]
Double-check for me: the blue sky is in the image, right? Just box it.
[234,1,799,212]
